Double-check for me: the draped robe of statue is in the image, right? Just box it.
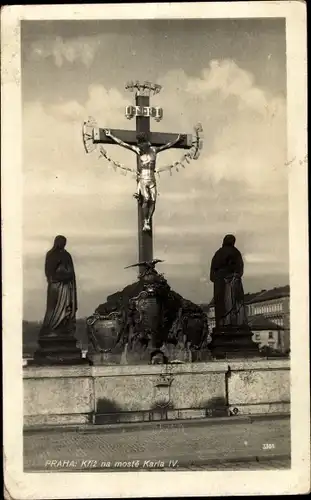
[210,235,248,329]
[40,236,77,337]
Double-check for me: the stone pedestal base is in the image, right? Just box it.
[89,349,123,366]
[123,345,168,365]
[209,326,260,359]
[191,349,212,362]
[32,335,90,366]
[164,344,189,363]
[89,345,213,365]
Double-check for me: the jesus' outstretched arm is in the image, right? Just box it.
[154,134,182,153]
[104,129,139,154]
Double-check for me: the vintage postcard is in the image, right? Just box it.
[2,2,309,498]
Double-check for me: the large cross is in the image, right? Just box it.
[82,81,200,269]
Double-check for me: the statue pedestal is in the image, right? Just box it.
[89,268,209,366]
[209,325,260,360]
[89,349,124,366]
[32,335,90,366]
[124,346,168,365]
[165,344,188,363]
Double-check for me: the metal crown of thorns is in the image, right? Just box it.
[125,80,162,95]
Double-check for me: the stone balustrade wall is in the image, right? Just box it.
[23,359,290,427]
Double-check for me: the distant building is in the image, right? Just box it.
[248,314,289,353]
[200,285,290,351]
[246,285,290,330]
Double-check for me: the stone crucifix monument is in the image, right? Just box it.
[82,81,206,364]
[82,81,203,269]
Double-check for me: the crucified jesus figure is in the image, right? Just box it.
[104,130,182,231]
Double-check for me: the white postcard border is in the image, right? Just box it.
[2,2,309,498]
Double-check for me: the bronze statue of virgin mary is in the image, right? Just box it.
[40,235,77,337]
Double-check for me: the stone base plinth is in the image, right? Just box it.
[164,344,190,363]
[209,326,260,360]
[89,345,213,366]
[124,346,169,365]
[164,345,212,363]
[32,335,90,366]
[90,346,171,366]
[90,351,123,366]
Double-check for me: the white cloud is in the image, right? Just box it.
[188,61,261,112]
[244,252,287,265]
[47,84,130,127]
[30,36,100,67]
[154,62,287,195]
[48,100,85,122]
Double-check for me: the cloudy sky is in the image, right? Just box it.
[22,18,289,320]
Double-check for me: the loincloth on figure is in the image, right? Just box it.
[137,172,157,201]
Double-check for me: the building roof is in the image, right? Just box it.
[247,285,290,304]
[248,314,282,331]
[244,291,260,303]
[202,285,289,309]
